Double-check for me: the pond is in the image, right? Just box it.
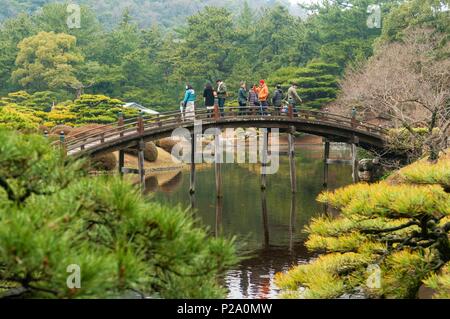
[149,141,353,299]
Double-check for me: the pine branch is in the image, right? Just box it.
[361,221,419,235]
[0,287,28,299]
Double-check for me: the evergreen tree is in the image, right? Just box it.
[0,129,238,298]
[267,61,340,109]
[276,155,450,299]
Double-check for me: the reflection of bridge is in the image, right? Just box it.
[61,106,389,193]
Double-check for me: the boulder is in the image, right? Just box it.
[156,138,180,154]
[125,142,159,162]
[91,153,117,171]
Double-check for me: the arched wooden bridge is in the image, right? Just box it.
[60,106,390,193]
[63,107,388,157]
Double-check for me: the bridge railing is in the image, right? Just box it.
[62,106,388,155]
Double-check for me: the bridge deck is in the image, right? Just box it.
[62,107,388,157]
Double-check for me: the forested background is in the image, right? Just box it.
[0,0,448,128]
[1,0,305,28]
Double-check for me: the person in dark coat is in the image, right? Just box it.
[238,81,248,116]
[248,84,259,115]
[203,83,215,118]
[272,84,283,115]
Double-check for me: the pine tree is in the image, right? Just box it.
[0,129,238,298]
[276,154,450,299]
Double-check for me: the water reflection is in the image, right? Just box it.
[261,190,270,249]
[150,144,353,299]
[215,197,223,237]
[290,195,296,252]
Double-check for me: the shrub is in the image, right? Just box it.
[91,153,117,171]
[0,105,41,132]
[0,129,237,299]
[276,178,450,299]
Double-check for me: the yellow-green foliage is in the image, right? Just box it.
[0,92,140,130]
[0,105,41,131]
[319,183,450,219]
[275,253,371,299]
[307,216,414,237]
[45,104,77,125]
[306,233,368,252]
[278,161,450,299]
[381,250,435,299]
[399,160,450,190]
[424,263,450,299]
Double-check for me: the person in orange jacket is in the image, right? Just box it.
[258,79,269,115]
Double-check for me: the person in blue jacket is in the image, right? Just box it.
[183,84,196,121]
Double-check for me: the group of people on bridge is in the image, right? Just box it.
[181,79,304,120]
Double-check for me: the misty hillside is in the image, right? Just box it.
[1,0,304,28]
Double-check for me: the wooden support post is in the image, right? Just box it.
[261,129,268,190]
[189,133,196,194]
[118,150,125,177]
[137,111,144,135]
[138,139,146,192]
[288,126,297,193]
[59,131,66,155]
[213,99,220,120]
[118,112,124,137]
[352,142,359,183]
[157,114,162,127]
[215,131,222,198]
[288,103,294,119]
[323,139,330,187]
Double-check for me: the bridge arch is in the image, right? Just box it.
[64,108,388,158]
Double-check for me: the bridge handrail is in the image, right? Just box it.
[63,110,187,148]
[62,106,388,154]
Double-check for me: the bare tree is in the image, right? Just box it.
[330,28,450,162]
